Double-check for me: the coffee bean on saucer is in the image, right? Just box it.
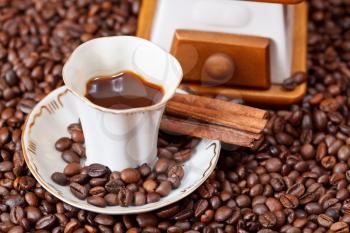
[117,188,133,207]
[70,130,84,143]
[70,183,88,200]
[68,123,83,134]
[87,163,108,178]
[63,162,81,177]
[134,192,146,206]
[104,193,119,206]
[51,172,68,186]
[120,168,141,184]
[55,137,72,151]
[168,165,184,180]
[61,150,80,163]
[154,158,171,174]
[87,196,106,207]
[156,181,172,197]
[147,192,161,204]
[143,179,157,193]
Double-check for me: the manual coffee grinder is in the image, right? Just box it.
[137,0,307,106]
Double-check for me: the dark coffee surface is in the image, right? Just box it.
[85,71,164,109]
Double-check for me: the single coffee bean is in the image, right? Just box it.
[87,163,108,178]
[121,168,141,184]
[69,174,89,184]
[156,181,172,197]
[63,162,81,177]
[280,194,299,209]
[259,211,277,228]
[139,163,152,177]
[317,214,334,228]
[71,143,85,158]
[87,196,106,207]
[136,213,158,227]
[147,192,161,204]
[117,188,133,207]
[55,137,72,151]
[70,130,84,143]
[134,192,146,206]
[61,150,80,163]
[104,193,119,206]
[105,179,124,193]
[214,206,232,222]
[168,165,184,180]
[265,158,282,173]
[69,183,88,200]
[94,214,114,226]
[330,221,349,233]
[51,172,68,186]
[35,214,57,230]
[154,158,171,174]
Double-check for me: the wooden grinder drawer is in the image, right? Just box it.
[171,30,271,89]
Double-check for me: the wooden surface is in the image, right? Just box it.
[136,1,308,106]
[171,30,271,89]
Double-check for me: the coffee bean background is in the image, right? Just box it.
[1,0,350,232]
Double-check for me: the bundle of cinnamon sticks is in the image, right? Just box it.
[160,93,268,148]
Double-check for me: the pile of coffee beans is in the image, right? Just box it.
[51,122,193,207]
[1,0,350,232]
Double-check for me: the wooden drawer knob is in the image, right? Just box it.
[203,53,235,81]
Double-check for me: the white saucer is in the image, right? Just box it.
[22,86,221,214]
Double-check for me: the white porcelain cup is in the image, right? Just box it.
[62,36,183,171]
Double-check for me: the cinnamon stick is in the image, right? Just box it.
[166,101,267,134]
[160,116,262,148]
[171,93,268,119]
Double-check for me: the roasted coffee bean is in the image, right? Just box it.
[118,188,133,207]
[154,158,171,174]
[214,206,232,222]
[35,214,57,230]
[70,130,84,143]
[134,192,146,206]
[64,163,81,177]
[87,164,108,178]
[259,212,277,228]
[156,181,172,197]
[317,214,334,228]
[51,172,68,186]
[168,165,184,180]
[70,183,88,200]
[55,137,72,152]
[147,192,161,204]
[136,213,158,227]
[330,221,349,232]
[70,174,89,184]
[87,196,106,207]
[264,158,282,173]
[104,193,118,206]
[280,194,299,209]
[61,150,80,163]
[105,179,124,193]
[71,143,85,158]
[120,168,141,184]
[286,183,305,198]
